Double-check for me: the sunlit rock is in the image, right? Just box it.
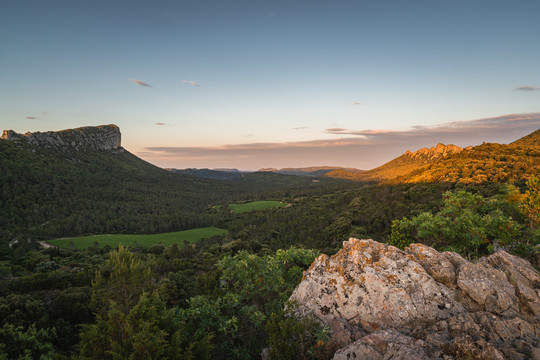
[290,238,540,359]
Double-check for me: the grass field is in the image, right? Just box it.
[48,227,227,250]
[228,200,287,213]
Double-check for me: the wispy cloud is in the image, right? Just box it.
[353,102,362,105]
[325,113,540,138]
[155,122,168,126]
[139,113,540,170]
[26,116,36,120]
[516,86,540,91]
[131,79,151,87]
[182,80,200,87]
[293,126,308,130]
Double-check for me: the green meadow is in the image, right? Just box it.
[228,200,287,213]
[48,227,227,250]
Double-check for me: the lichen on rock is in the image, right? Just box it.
[289,238,540,359]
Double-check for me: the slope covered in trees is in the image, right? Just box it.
[326,129,540,184]
[0,133,340,245]
[326,143,462,182]
[402,140,540,184]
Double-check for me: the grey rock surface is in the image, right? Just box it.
[290,238,540,359]
[1,124,122,151]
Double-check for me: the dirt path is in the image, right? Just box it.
[38,241,52,249]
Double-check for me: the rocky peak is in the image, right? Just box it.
[291,238,540,359]
[404,143,463,162]
[1,124,122,151]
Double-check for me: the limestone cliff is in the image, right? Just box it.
[403,143,463,161]
[1,124,122,151]
[291,238,540,359]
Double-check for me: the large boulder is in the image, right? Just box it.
[290,238,540,359]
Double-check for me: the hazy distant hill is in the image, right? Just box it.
[326,143,462,182]
[257,166,364,177]
[170,168,248,180]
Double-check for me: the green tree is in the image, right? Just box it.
[91,246,152,314]
[177,247,320,359]
[79,292,213,360]
[0,323,56,360]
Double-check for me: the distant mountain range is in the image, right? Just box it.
[169,168,248,180]
[171,166,364,179]
[270,166,364,177]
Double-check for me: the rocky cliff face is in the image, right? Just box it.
[291,238,540,359]
[1,124,122,151]
[403,143,463,161]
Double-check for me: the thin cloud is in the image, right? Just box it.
[182,80,200,87]
[139,113,540,170]
[155,122,168,126]
[26,116,36,119]
[516,86,540,91]
[353,102,362,105]
[326,113,540,137]
[293,126,308,130]
[131,79,151,87]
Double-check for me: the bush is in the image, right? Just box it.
[388,190,524,257]
[265,302,333,360]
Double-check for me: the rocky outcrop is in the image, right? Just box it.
[403,143,463,161]
[290,238,540,359]
[1,125,122,151]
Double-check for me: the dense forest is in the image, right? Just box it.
[0,128,539,359]
[0,138,349,243]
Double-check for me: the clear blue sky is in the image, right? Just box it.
[1,0,539,170]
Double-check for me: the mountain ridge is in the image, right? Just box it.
[326,143,463,182]
[1,124,122,151]
[511,128,540,147]
[326,129,540,183]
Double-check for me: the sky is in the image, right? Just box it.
[1,0,539,171]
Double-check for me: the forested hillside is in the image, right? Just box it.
[0,134,338,245]
[402,140,540,183]
[327,130,540,184]
[326,143,462,182]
